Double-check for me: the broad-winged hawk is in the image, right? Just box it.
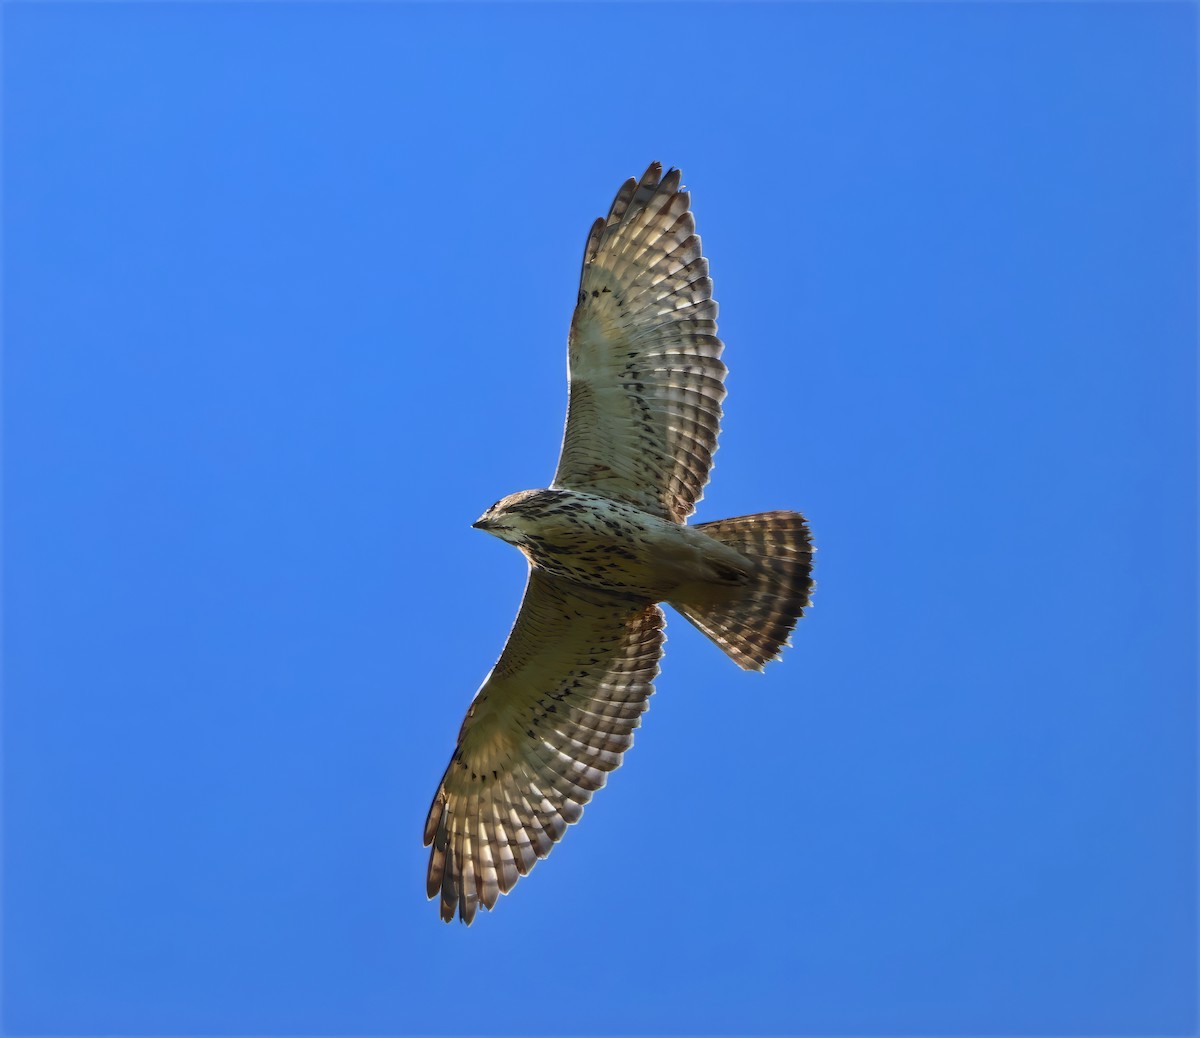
[424,163,815,924]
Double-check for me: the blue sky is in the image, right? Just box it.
[3,2,1196,1034]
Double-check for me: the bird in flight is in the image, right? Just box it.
[424,162,814,924]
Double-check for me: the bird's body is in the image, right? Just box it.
[424,163,815,924]
[475,487,752,599]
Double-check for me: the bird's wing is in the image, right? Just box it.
[553,162,727,522]
[424,570,665,924]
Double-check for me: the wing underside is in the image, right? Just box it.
[554,162,727,523]
[423,571,665,923]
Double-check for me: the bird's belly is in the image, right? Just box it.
[529,539,671,596]
[520,497,700,598]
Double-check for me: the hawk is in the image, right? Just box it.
[424,163,814,923]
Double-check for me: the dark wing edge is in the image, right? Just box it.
[423,571,665,924]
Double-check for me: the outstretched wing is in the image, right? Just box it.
[424,571,665,924]
[553,162,727,522]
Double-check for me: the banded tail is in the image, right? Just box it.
[672,511,814,671]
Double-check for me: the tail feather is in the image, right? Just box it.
[672,511,814,671]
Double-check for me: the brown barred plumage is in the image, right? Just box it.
[675,512,815,671]
[424,163,815,924]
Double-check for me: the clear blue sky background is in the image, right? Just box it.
[3,3,1196,1035]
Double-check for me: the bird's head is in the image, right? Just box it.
[472,489,546,546]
